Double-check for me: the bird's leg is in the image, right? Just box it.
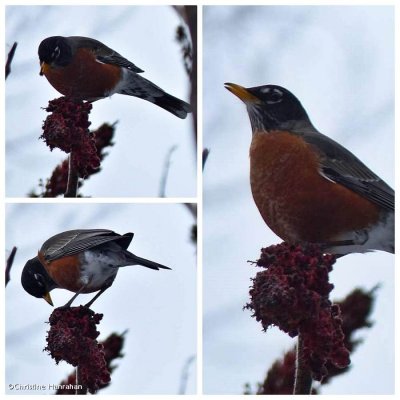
[61,283,89,308]
[83,288,108,309]
[84,277,114,309]
[320,230,369,252]
[320,239,355,248]
[353,230,369,245]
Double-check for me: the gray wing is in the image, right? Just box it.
[96,53,144,73]
[302,132,394,212]
[40,229,134,261]
[67,36,144,73]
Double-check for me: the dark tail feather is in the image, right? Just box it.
[127,253,171,270]
[152,93,192,119]
[120,72,191,119]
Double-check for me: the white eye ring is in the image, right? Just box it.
[34,273,44,287]
[51,46,60,59]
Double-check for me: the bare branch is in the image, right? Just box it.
[64,153,79,198]
[178,355,195,394]
[186,6,197,146]
[159,145,178,197]
[183,203,197,219]
[293,334,312,394]
[173,6,197,147]
[202,148,210,170]
[5,42,17,79]
[5,246,17,286]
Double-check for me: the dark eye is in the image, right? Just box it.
[263,88,283,104]
[269,91,282,102]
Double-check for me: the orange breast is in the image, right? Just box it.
[249,131,380,243]
[38,251,96,293]
[41,48,122,99]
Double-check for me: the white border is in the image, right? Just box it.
[3,1,399,399]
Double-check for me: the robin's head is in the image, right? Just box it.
[21,257,56,306]
[38,36,72,72]
[224,83,312,133]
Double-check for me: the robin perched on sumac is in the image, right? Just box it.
[225,83,394,256]
[21,229,170,307]
[38,36,191,119]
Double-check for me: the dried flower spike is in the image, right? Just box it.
[41,97,100,177]
[245,242,350,381]
[45,306,110,393]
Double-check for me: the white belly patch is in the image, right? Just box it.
[80,251,119,289]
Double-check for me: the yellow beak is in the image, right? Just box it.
[43,292,54,307]
[224,82,260,103]
[39,62,47,76]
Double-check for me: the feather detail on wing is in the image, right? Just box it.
[302,132,394,212]
[40,229,134,261]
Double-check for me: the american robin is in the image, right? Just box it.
[38,36,191,119]
[224,83,394,255]
[21,229,170,307]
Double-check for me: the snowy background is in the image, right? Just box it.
[5,203,196,395]
[203,6,394,395]
[5,6,195,198]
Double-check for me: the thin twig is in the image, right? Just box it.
[183,204,197,246]
[183,203,197,219]
[293,333,312,394]
[75,365,88,394]
[202,148,210,170]
[5,42,17,79]
[64,153,79,197]
[5,247,17,286]
[178,355,195,394]
[159,145,178,197]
